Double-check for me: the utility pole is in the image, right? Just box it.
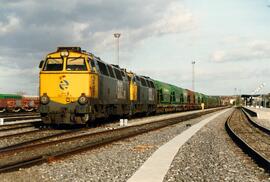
[192,61,195,91]
[114,33,121,65]
[234,88,237,107]
[239,89,242,106]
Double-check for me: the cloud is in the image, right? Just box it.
[0,0,195,52]
[0,0,195,54]
[0,15,20,35]
[211,50,226,62]
[0,0,195,94]
[0,64,39,94]
[211,38,270,62]
[67,1,195,51]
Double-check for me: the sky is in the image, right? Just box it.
[0,0,269,96]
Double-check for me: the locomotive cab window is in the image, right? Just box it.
[66,58,87,71]
[140,78,147,87]
[107,65,116,78]
[97,61,109,76]
[135,76,140,83]
[114,68,123,80]
[43,58,63,71]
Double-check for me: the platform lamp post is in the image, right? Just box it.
[114,33,121,66]
[191,61,196,91]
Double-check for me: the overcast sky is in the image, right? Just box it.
[0,0,269,96]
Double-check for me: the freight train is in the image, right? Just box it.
[39,47,221,125]
[0,94,39,112]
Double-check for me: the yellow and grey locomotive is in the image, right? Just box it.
[39,47,152,124]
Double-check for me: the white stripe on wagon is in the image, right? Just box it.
[128,109,230,182]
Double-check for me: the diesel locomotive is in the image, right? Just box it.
[39,47,221,125]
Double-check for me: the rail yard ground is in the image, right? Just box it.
[0,108,269,182]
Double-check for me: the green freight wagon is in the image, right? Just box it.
[153,80,186,112]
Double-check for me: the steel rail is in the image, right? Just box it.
[0,113,39,118]
[2,116,40,122]
[225,109,270,171]
[0,129,80,153]
[0,129,46,140]
[241,107,270,136]
[0,123,40,132]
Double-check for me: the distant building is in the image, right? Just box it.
[241,94,270,108]
[220,96,235,105]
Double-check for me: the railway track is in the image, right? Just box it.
[0,107,225,173]
[0,128,41,140]
[0,122,41,132]
[0,129,83,152]
[0,112,41,132]
[241,108,270,135]
[225,108,270,171]
[0,112,39,118]
[2,115,40,122]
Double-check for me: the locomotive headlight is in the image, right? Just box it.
[60,51,69,57]
[78,94,88,105]
[40,94,50,105]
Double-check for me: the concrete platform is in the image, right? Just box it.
[244,107,270,120]
[128,109,230,182]
[243,106,270,130]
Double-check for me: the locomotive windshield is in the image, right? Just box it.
[43,58,63,71]
[66,57,87,71]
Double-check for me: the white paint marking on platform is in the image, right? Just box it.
[128,109,230,182]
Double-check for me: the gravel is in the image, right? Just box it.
[164,109,270,182]
[0,127,38,138]
[0,129,68,148]
[1,108,269,182]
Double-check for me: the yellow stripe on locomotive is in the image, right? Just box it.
[127,72,138,101]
